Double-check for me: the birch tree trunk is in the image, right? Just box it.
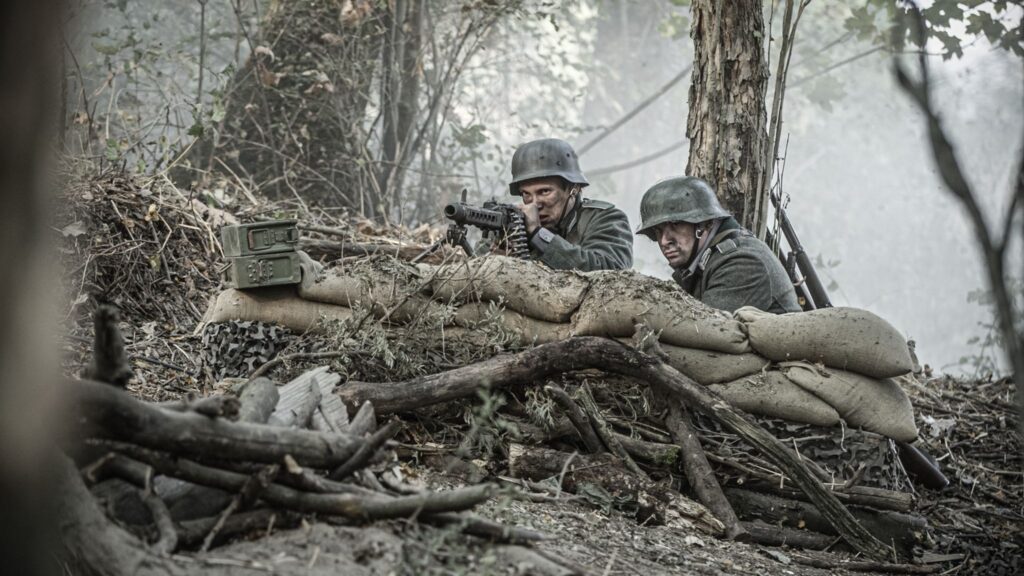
[685,0,769,232]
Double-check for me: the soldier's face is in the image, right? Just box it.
[519,178,572,228]
[654,221,697,268]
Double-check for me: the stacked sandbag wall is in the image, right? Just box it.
[201,255,919,441]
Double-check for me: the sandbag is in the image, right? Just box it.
[736,306,913,379]
[299,257,444,323]
[614,339,767,386]
[709,371,841,427]
[575,270,750,354]
[202,287,354,333]
[780,362,918,442]
[423,256,588,323]
[454,302,571,345]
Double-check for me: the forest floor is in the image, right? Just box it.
[58,166,1021,575]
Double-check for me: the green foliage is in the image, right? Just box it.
[853,0,1023,60]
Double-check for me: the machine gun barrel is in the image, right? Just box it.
[443,202,510,231]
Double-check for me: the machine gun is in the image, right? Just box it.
[412,190,530,263]
[764,191,949,489]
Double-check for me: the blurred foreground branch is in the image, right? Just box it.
[893,4,1024,407]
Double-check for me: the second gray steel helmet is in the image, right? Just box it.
[636,176,730,238]
[509,138,589,195]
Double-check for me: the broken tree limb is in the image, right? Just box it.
[108,444,498,521]
[347,401,378,436]
[339,337,893,560]
[667,402,747,541]
[576,383,646,479]
[71,378,364,468]
[545,384,604,453]
[329,419,402,481]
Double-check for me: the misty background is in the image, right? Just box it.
[66,0,1023,375]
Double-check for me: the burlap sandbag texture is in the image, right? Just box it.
[576,270,749,354]
[736,306,913,379]
[615,339,767,386]
[203,287,354,333]
[454,302,571,345]
[423,256,588,323]
[709,371,841,427]
[780,361,918,442]
[299,257,444,324]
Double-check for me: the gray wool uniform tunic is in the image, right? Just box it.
[529,198,634,272]
[672,220,801,315]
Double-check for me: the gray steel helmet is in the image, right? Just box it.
[636,176,730,238]
[509,138,589,195]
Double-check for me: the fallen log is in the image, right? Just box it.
[725,487,925,558]
[72,379,364,468]
[735,479,915,513]
[339,337,894,560]
[741,519,836,550]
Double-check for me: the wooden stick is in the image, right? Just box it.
[329,419,402,480]
[109,444,497,521]
[140,490,177,555]
[544,384,603,453]
[576,383,647,479]
[338,337,892,560]
[666,402,747,541]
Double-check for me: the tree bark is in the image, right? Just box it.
[686,0,769,229]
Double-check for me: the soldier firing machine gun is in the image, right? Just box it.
[413,189,529,263]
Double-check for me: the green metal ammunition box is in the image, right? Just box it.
[226,252,302,289]
[221,220,299,257]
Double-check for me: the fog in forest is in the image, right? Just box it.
[67,0,1023,375]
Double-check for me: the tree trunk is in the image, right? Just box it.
[685,0,769,231]
[377,0,424,218]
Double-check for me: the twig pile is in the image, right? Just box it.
[908,374,1021,575]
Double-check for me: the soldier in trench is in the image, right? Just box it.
[636,176,801,314]
[492,138,634,272]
